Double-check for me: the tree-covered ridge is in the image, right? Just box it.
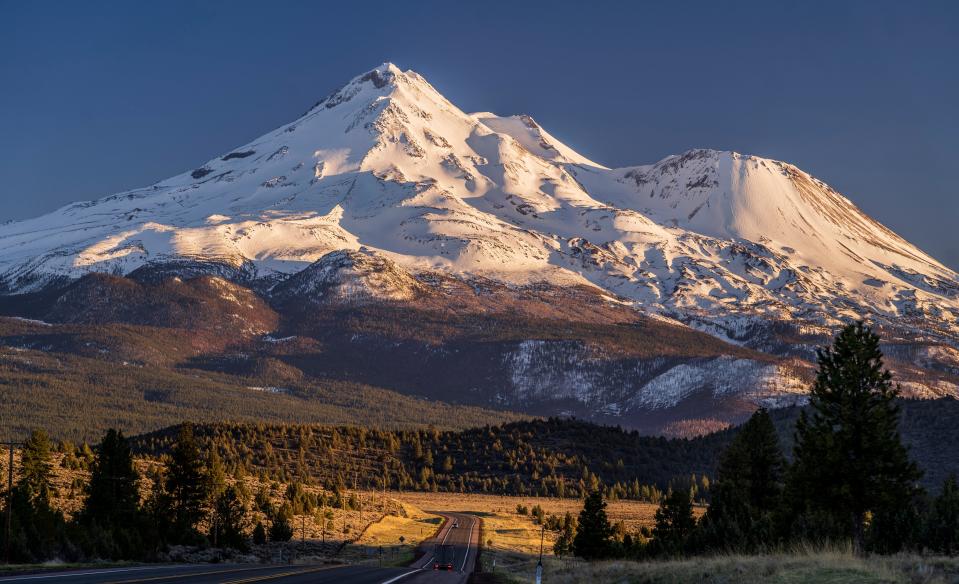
[127,393,959,506]
[130,419,724,503]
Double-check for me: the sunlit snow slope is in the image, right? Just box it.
[1,63,957,345]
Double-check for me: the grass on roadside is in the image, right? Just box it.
[342,500,443,566]
[544,544,959,584]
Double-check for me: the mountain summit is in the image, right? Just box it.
[1,64,957,427]
[2,64,955,335]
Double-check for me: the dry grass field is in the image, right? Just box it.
[393,492,676,532]
[341,500,443,565]
[392,492,684,580]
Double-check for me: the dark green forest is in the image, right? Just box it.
[131,418,721,503]
[128,394,959,504]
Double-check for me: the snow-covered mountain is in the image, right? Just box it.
[2,63,957,427]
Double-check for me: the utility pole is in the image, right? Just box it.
[4,441,14,566]
[535,524,544,584]
[301,515,305,544]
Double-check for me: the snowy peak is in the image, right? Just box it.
[0,63,957,347]
[589,148,956,282]
[306,62,403,113]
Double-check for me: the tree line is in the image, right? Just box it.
[131,418,722,504]
[565,322,959,559]
[0,425,307,563]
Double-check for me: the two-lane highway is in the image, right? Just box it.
[0,512,481,584]
[402,511,478,582]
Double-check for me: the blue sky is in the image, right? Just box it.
[2,0,957,269]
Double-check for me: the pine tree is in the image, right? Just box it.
[164,424,210,543]
[79,429,145,558]
[82,429,140,526]
[18,429,55,508]
[784,322,922,553]
[925,475,959,554]
[269,504,294,542]
[252,521,267,545]
[210,485,249,551]
[699,409,784,551]
[572,490,613,560]
[205,450,227,503]
[651,487,696,556]
[5,429,66,562]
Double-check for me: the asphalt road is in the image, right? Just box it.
[0,512,480,584]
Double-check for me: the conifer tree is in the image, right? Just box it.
[210,485,249,551]
[80,429,145,558]
[252,521,267,545]
[269,503,294,542]
[205,450,227,503]
[18,429,55,508]
[699,409,784,551]
[5,429,65,562]
[572,490,613,559]
[164,424,210,543]
[784,322,922,553]
[82,429,140,526]
[651,487,696,556]
[925,475,959,554]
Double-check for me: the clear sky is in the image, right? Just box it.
[2,0,957,269]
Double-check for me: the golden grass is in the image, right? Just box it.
[393,492,671,533]
[543,545,959,584]
[344,500,443,565]
[392,492,678,579]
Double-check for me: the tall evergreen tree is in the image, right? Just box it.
[784,322,922,553]
[572,490,613,560]
[209,485,249,551]
[18,429,55,508]
[698,409,784,551]
[205,450,227,503]
[651,487,696,556]
[4,430,66,562]
[553,511,577,557]
[164,424,210,543]
[925,475,959,554]
[82,429,140,526]
[79,429,145,558]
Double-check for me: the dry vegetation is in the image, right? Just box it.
[341,500,443,565]
[1,448,444,563]
[541,547,959,584]
[393,492,693,580]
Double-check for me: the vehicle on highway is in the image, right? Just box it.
[433,543,455,570]
[452,520,458,528]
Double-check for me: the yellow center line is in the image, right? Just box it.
[106,564,331,584]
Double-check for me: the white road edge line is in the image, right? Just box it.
[460,514,476,572]
[0,565,191,581]
[380,569,421,584]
